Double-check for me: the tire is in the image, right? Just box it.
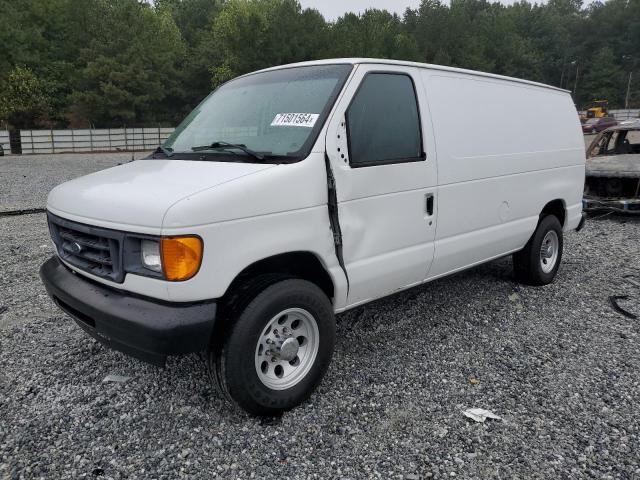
[210,278,335,416]
[513,214,563,286]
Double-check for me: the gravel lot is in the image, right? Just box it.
[1,153,639,479]
[0,152,147,213]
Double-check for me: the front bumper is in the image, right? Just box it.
[39,256,216,366]
[583,197,640,214]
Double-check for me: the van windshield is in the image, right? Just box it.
[163,64,353,163]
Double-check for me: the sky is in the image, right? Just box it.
[297,0,594,20]
[298,0,422,19]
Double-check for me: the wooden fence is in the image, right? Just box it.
[14,127,175,154]
[0,130,9,153]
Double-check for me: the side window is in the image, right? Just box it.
[627,130,640,153]
[594,133,612,155]
[346,73,423,167]
[604,132,621,154]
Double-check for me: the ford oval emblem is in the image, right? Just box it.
[70,242,83,254]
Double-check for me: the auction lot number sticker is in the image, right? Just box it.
[271,113,319,128]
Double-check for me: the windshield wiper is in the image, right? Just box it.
[191,141,265,161]
[154,145,174,157]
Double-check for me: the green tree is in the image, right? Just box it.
[0,0,79,126]
[579,47,625,106]
[157,0,223,111]
[2,0,640,125]
[329,9,419,60]
[210,0,328,87]
[69,0,186,127]
[0,66,51,129]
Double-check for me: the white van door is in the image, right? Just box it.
[325,65,438,307]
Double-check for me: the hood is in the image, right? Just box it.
[47,159,274,230]
[586,154,640,178]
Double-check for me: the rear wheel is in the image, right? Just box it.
[210,278,335,416]
[513,215,563,286]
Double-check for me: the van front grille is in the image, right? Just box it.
[47,213,125,283]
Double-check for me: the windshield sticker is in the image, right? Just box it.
[271,113,319,128]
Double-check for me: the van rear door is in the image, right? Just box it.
[325,64,438,307]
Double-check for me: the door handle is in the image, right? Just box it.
[425,193,434,216]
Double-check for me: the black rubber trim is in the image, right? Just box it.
[576,212,587,232]
[324,152,349,294]
[39,256,216,366]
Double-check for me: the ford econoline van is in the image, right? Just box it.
[40,59,586,415]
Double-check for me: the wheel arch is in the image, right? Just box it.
[540,199,566,227]
[222,251,335,305]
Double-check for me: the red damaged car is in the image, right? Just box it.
[582,116,618,134]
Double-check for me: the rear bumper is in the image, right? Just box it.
[583,197,640,214]
[576,211,587,231]
[39,256,216,366]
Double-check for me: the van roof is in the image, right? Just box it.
[252,58,569,94]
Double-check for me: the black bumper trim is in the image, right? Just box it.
[39,256,216,366]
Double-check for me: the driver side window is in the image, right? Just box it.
[346,73,423,167]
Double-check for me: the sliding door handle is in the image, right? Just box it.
[425,193,434,216]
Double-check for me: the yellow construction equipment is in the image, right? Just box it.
[580,100,609,123]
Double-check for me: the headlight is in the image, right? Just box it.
[141,239,162,273]
[128,235,203,281]
[160,236,203,281]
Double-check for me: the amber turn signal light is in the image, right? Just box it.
[160,236,203,281]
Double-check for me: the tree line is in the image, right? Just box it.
[1,0,638,130]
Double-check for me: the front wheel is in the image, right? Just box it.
[513,215,563,286]
[210,278,335,416]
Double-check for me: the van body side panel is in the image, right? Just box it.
[422,73,584,184]
[430,165,583,277]
[163,206,346,303]
[325,65,438,307]
[160,152,346,304]
[421,70,585,277]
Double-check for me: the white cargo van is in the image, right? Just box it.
[40,59,586,415]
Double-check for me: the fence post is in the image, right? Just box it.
[108,128,112,151]
[124,126,128,151]
[51,128,55,154]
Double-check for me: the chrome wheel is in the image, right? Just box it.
[254,308,319,390]
[539,230,559,273]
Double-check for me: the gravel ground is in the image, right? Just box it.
[0,152,149,213]
[1,149,639,479]
[1,212,639,479]
[0,214,53,330]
